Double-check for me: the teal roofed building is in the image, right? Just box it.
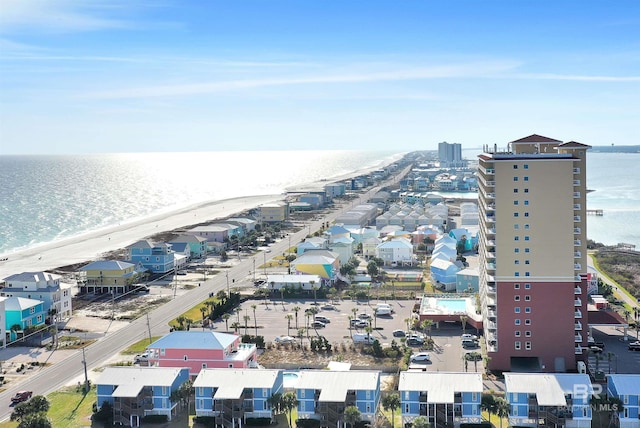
[4,296,45,343]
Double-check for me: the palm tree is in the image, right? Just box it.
[412,416,429,428]
[222,313,231,332]
[243,315,251,335]
[343,405,361,428]
[460,315,468,335]
[421,319,434,339]
[365,325,374,342]
[495,397,510,428]
[293,306,301,330]
[311,283,318,305]
[199,306,207,327]
[252,304,258,336]
[348,316,354,338]
[280,391,299,427]
[231,322,240,333]
[267,392,282,414]
[481,393,498,424]
[286,314,293,336]
[382,393,401,428]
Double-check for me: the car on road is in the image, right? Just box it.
[274,336,296,344]
[392,329,406,337]
[628,341,640,351]
[311,321,326,328]
[410,352,431,362]
[11,391,32,404]
[461,334,478,340]
[254,279,266,286]
[176,270,187,275]
[314,316,330,324]
[321,304,337,310]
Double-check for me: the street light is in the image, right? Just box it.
[225,271,230,296]
[253,258,256,283]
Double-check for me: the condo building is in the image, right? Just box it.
[477,134,590,372]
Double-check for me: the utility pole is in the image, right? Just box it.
[225,271,230,296]
[82,346,89,392]
[146,313,152,344]
[253,258,256,283]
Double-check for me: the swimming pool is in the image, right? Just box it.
[283,371,299,388]
[435,298,468,314]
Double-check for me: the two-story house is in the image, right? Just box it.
[607,374,640,428]
[289,250,340,284]
[78,260,147,294]
[193,368,284,426]
[505,373,593,428]
[1,271,72,320]
[376,238,414,267]
[127,240,179,274]
[96,366,190,427]
[4,296,46,343]
[296,370,380,428]
[144,331,257,377]
[399,371,482,428]
[170,234,208,260]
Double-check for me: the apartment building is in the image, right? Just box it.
[477,134,590,372]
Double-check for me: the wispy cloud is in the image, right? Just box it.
[83,61,521,99]
[513,73,640,82]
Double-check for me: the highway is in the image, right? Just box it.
[0,167,409,422]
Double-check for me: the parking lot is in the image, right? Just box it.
[224,296,483,373]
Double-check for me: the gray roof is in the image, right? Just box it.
[505,373,591,406]
[2,271,60,283]
[148,331,238,351]
[193,369,281,398]
[79,260,135,271]
[4,297,41,311]
[96,366,186,393]
[293,250,338,265]
[399,372,482,403]
[295,370,379,402]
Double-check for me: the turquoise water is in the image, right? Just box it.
[283,371,299,388]
[436,298,467,313]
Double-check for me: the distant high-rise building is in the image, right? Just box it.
[438,141,464,167]
[477,134,590,372]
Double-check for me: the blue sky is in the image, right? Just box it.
[1,0,639,154]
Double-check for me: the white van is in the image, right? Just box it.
[353,334,376,345]
[375,307,391,316]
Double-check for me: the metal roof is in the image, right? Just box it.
[295,370,379,403]
[148,331,238,351]
[607,374,640,395]
[193,368,281,392]
[399,372,483,403]
[505,373,591,406]
[96,367,186,390]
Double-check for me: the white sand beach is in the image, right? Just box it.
[0,194,284,279]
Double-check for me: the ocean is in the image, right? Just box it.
[0,150,638,257]
[0,150,403,256]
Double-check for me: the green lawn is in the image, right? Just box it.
[122,336,162,354]
[0,386,97,428]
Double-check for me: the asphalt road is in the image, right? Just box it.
[0,167,410,422]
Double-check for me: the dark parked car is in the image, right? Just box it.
[11,391,32,404]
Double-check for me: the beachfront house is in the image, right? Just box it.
[227,218,258,233]
[0,298,6,347]
[170,234,208,260]
[289,250,340,284]
[1,271,73,321]
[505,373,593,428]
[375,238,414,267]
[3,296,46,343]
[398,371,483,428]
[193,368,284,424]
[296,237,328,256]
[127,240,185,274]
[144,331,258,377]
[78,260,148,294]
[96,366,190,427]
[362,236,382,259]
[296,370,380,428]
[607,374,640,428]
[257,202,289,223]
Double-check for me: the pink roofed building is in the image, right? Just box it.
[144,331,257,378]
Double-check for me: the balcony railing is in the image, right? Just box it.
[575,286,582,294]
[575,322,582,330]
[573,204,581,210]
[574,263,582,270]
[573,180,581,186]
[574,228,581,234]
[573,216,581,222]
[575,309,582,319]
[574,251,581,258]
[574,298,582,306]
[573,168,580,174]
[575,346,583,354]
[573,192,581,198]
[575,334,583,342]
[574,239,581,246]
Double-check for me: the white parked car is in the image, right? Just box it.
[314,316,330,324]
[410,352,431,362]
[274,336,296,344]
[311,321,326,328]
[461,334,478,340]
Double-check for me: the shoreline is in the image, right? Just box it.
[0,193,285,279]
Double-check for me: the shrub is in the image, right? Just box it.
[141,414,169,423]
[245,417,272,426]
[296,419,321,428]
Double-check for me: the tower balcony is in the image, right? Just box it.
[575,334,583,342]
[573,167,580,174]
[575,321,582,330]
[573,216,581,222]
[575,345,583,355]
[573,192,581,198]
[574,227,581,234]
[574,239,581,246]
[574,286,582,294]
[575,309,582,319]
[574,263,582,270]
[573,204,581,210]
[574,298,582,306]
[573,180,581,186]
[574,251,581,258]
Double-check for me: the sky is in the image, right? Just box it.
[0,0,639,155]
